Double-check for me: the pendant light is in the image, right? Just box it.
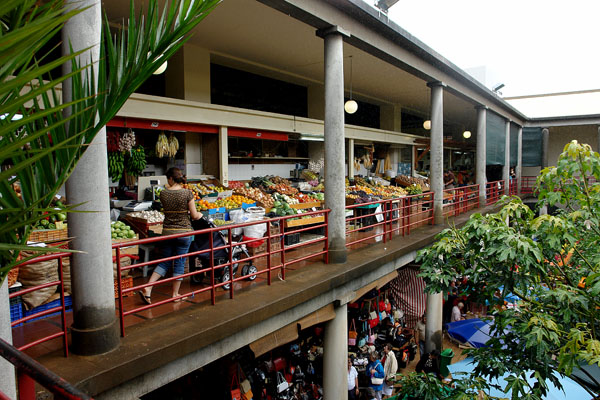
[344,56,358,114]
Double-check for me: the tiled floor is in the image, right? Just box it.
[12,221,424,360]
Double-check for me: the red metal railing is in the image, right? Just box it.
[521,176,537,194]
[114,209,329,337]
[442,184,480,218]
[345,192,434,247]
[509,178,518,195]
[9,251,70,357]
[485,180,505,205]
[0,338,92,400]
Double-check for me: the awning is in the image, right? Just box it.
[107,116,218,133]
[228,127,288,141]
[249,304,335,357]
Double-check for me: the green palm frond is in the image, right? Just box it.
[0,0,221,284]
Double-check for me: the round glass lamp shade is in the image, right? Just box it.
[344,99,358,114]
[153,60,168,75]
[463,130,472,139]
[423,120,431,130]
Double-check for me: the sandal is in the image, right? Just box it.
[173,296,188,303]
[139,291,151,305]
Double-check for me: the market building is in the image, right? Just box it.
[2,0,600,399]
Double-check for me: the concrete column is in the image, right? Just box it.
[542,128,550,168]
[476,106,487,202]
[323,303,348,400]
[380,103,402,132]
[318,26,348,264]
[503,120,510,195]
[428,82,445,225]
[0,279,17,399]
[219,126,229,186]
[348,138,355,179]
[62,0,119,355]
[517,127,523,194]
[425,293,443,352]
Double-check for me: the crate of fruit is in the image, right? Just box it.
[111,221,139,256]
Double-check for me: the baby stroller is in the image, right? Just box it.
[188,217,257,290]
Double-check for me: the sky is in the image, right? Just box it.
[381,0,600,98]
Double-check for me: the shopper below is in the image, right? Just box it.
[382,343,398,399]
[366,351,385,400]
[415,314,426,357]
[451,302,464,322]
[348,357,359,400]
[415,349,442,379]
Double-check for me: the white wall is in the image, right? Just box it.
[228,164,296,181]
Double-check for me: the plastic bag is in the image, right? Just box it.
[229,209,247,236]
[243,218,267,238]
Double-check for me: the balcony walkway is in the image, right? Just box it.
[28,199,505,398]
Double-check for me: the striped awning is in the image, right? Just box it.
[389,267,426,329]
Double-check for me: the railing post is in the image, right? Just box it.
[57,257,69,357]
[18,373,35,400]
[115,247,125,338]
[209,232,215,305]
[324,211,329,264]
[267,221,272,285]
[281,219,287,279]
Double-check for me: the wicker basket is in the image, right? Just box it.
[29,226,68,243]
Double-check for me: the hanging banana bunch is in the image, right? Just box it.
[354,157,361,171]
[167,133,179,157]
[126,146,147,177]
[108,151,125,182]
[362,154,372,169]
[156,131,169,158]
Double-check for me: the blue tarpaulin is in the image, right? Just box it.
[446,318,494,348]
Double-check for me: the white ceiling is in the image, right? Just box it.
[103,0,480,132]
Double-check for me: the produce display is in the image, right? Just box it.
[108,151,125,182]
[107,131,120,152]
[127,210,164,223]
[183,183,213,198]
[125,146,147,177]
[119,129,136,152]
[111,221,136,239]
[234,187,274,209]
[31,200,67,230]
[272,200,300,217]
[272,192,299,205]
[155,131,179,158]
[196,199,219,211]
[227,181,245,189]
[395,175,430,190]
